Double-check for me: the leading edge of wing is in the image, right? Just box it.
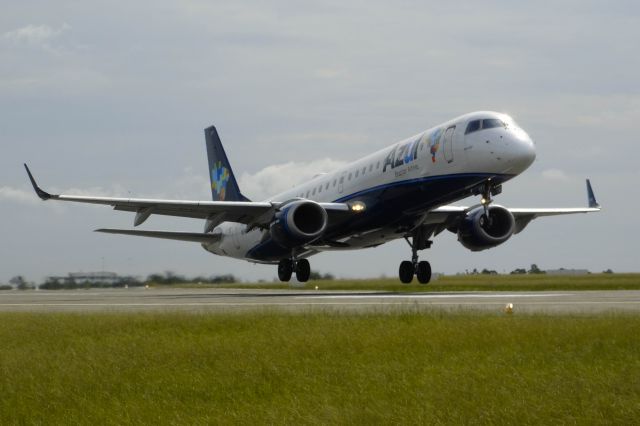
[24,163,271,208]
[430,179,601,219]
[95,228,221,243]
[509,179,601,216]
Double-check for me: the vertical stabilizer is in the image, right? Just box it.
[204,126,250,202]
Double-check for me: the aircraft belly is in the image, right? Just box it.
[245,172,514,262]
[329,172,511,236]
[203,225,265,260]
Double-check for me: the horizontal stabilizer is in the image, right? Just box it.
[95,228,221,244]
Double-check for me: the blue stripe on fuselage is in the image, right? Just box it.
[246,172,513,262]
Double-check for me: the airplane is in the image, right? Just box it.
[24,111,600,284]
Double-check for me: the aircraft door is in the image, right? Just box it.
[443,126,455,163]
[338,171,346,194]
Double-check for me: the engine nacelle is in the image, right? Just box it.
[457,205,515,251]
[270,200,328,248]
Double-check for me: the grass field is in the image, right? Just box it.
[1,311,639,424]
[206,273,640,292]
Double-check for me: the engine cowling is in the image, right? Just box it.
[270,200,328,248]
[457,205,515,251]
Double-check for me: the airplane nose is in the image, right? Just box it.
[509,132,536,173]
[521,136,536,165]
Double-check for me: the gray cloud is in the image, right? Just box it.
[3,23,70,45]
[239,158,349,200]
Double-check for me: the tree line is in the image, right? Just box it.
[2,270,336,290]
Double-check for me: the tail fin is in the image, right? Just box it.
[204,126,250,202]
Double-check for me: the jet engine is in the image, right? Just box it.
[456,205,515,251]
[270,200,328,248]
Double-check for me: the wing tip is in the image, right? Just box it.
[586,179,600,209]
[23,163,54,200]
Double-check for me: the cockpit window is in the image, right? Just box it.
[466,118,505,135]
[465,120,481,134]
[482,118,505,130]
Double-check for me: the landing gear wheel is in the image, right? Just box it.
[277,259,293,282]
[295,259,311,282]
[399,261,414,284]
[416,261,432,284]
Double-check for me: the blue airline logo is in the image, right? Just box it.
[383,137,420,172]
[211,161,230,200]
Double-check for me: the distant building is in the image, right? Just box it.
[70,272,120,285]
[45,272,135,287]
[546,268,589,276]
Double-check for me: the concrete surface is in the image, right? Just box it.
[1,288,640,314]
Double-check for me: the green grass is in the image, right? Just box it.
[1,311,639,424]
[208,273,640,292]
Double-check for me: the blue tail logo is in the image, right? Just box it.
[204,125,251,202]
[211,161,230,201]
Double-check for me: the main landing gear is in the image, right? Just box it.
[399,228,432,284]
[278,258,311,282]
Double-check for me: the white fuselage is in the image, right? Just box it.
[204,111,536,262]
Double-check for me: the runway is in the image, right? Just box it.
[1,287,640,313]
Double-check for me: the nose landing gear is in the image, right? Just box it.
[399,227,433,284]
[478,180,502,225]
[277,258,311,282]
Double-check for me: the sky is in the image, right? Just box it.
[1,0,639,283]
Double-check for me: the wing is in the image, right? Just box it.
[24,164,351,230]
[425,179,600,234]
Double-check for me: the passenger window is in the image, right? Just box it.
[318,185,322,193]
[355,170,359,178]
[333,179,337,186]
[465,120,481,134]
[482,118,504,130]
[312,188,316,195]
[369,164,373,172]
[325,182,329,190]
[362,167,366,175]
[339,176,344,184]
[376,161,380,169]
[348,173,352,180]
[305,191,310,198]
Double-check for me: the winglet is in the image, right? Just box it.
[23,164,54,200]
[586,179,600,209]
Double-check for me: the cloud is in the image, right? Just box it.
[0,186,39,204]
[314,68,348,79]
[3,23,70,45]
[160,167,210,200]
[239,158,348,200]
[541,169,570,182]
